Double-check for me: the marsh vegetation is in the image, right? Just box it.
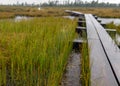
[0,5,119,86]
[0,17,77,86]
[106,22,120,34]
[0,6,120,19]
[81,43,90,86]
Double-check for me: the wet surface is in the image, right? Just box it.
[98,18,120,25]
[63,16,75,20]
[14,16,32,22]
[15,16,75,21]
[61,51,81,86]
[85,14,119,86]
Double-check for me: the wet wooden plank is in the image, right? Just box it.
[73,39,86,43]
[76,27,86,33]
[76,27,86,30]
[65,10,83,15]
[89,14,120,85]
[77,21,86,27]
[79,17,85,21]
[85,14,118,86]
[65,10,84,17]
[66,10,119,85]
[105,29,116,32]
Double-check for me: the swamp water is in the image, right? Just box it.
[14,16,32,22]
[61,52,81,86]
[98,18,120,26]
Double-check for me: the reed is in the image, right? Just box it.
[81,43,90,86]
[105,22,120,34]
[0,17,76,86]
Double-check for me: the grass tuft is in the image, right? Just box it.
[80,43,90,86]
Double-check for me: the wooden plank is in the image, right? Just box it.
[85,14,118,86]
[89,14,120,85]
[73,39,86,43]
[105,29,116,32]
[79,17,85,21]
[71,11,83,15]
[73,38,86,51]
[77,21,86,27]
[65,10,84,17]
[76,27,86,30]
[76,27,86,33]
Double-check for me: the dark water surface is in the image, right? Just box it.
[61,52,81,86]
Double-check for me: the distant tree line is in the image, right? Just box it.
[41,0,120,8]
[2,0,120,8]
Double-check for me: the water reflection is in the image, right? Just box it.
[14,16,32,22]
[63,16,75,20]
[98,18,120,26]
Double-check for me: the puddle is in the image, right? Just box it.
[98,18,120,26]
[63,16,75,20]
[14,16,32,22]
[61,51,81,86]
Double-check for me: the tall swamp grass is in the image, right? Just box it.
[105,22,120,34]
[81,43,90,86]
[0,17,76,86]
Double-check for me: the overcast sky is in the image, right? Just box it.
[0,0,120,5]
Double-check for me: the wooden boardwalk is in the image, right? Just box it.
[85,14,118,86]
[88,14,120,85]
[66,11,120,86]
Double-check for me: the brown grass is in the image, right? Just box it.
[0,6,67,18]
[65,7,120,18]
[0,6,120,19]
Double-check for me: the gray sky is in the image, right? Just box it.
[0,0,120,5]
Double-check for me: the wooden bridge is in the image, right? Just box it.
[66,10,120,86]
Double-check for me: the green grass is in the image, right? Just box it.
[0,17,76,86]
[81,43,90,86]
[105,22,120,34]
